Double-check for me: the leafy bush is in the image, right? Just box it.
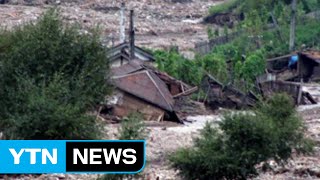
[155,48,203,86]
[0,9,111,139]
[196,53,228,84]
[119,113,146,140]
[170,93,313,180]
[239,49,266,84]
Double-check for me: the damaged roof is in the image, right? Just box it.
[111,60,198,96]
[299,51,320,64]
[112,70,175,112]
[111,60,144,76]
[107,42,156,62]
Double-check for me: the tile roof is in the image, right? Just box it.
[112,70,175,112]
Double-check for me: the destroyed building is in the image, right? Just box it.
[103,8,197,123]
[266,50,320,82]
[201,51,320,108]
[257,80,317,105]
[201,73,258,109]
[257,50,320,105]
[103,7,197,123]
[298,51,320,82]
[107,61,197,123]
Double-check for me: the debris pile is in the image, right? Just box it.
[201,73,258,109]
[105,60,197,123]
[258,50,320,105]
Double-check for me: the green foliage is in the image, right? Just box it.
[208,0,240,15]
[158,0,320,95]
[0,9,111,140]
[240,49,266,84]
[119,113,146,140]
[3,75,103,140]
[155,48,203,86]
[295,19,320,48]
[170,93,313,180]
[207,26,215,40]
[196,53,228,84]
[255,94,314,162]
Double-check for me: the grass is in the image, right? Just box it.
[208,0,240,15]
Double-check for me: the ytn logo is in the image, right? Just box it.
[9,148,57,165]
[0,140,145,174]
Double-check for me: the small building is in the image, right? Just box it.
[298,51,320,82]
[265,50,320,82]
[108,61,197,123]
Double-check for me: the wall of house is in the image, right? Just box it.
[111,59,129,68]
[112,91,165,121]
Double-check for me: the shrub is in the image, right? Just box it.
[170,93,313,180]
[255,93,314,162]
[0,9,111,139]
[155,49,203,86]
[241,49,266,84]
[118,113,146,140]
[197,53,229,84]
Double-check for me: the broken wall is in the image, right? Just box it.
[111,91,165,122]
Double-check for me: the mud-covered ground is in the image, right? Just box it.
[0,0,223,58]
[6,104,320,180]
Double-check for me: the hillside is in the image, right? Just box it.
[0,0,223,57]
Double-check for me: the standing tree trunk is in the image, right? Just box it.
[289,0,297,51]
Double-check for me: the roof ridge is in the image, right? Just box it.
[112,69,147,79]
[146,71,173,111]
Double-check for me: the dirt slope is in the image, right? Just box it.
[0,0,223,57]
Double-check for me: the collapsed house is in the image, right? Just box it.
[108,61,197,123]
[104,8,198,122]
[257,80,317,105]
[201,50,320,108]
[201,73,258,109]
[266,50,320,82]
[257,50,320,105]
[298,51,320,82]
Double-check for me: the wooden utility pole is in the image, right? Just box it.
[289,0,297,51]
[129,10,135,59]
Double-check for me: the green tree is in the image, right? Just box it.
[155,49,203,86]
[170,93,313,180]
[197,53,228,84]
[241,49,266,84]
[0,9,111,139]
